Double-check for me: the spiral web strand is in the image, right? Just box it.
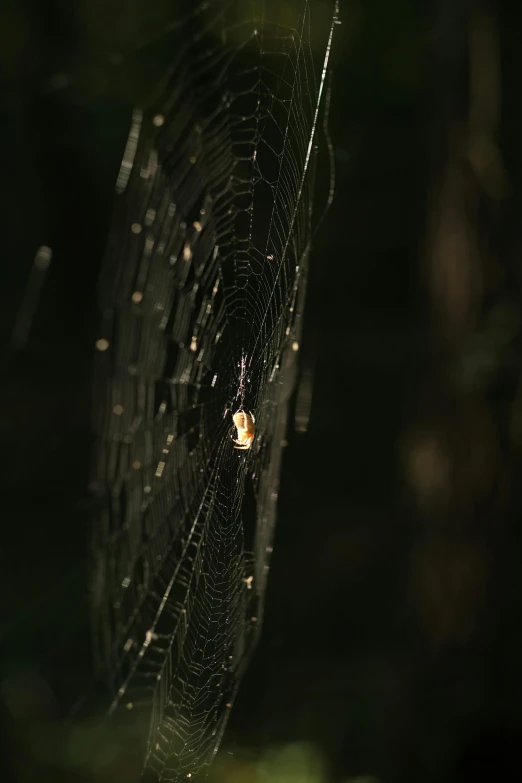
[90,1,337,779]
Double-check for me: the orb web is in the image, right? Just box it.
[89,1,338,779]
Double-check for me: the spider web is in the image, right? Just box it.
[87,1,337,779]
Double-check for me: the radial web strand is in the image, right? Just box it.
[88,1,338,779]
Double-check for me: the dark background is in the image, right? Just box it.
[2,1,522,781]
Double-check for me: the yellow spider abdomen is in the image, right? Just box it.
[232,409,255,449]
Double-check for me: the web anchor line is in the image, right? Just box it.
[247,0,340,371]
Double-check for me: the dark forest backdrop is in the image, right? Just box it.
[2,1,522,781]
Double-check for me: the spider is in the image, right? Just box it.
[232,409,255,450]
